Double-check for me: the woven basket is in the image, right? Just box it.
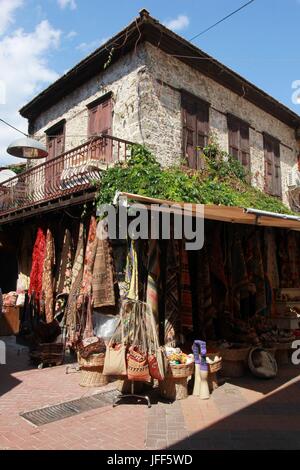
[208,358,222,373]
[159,377,188,400]
[220,346,250,362]
[166,362,195,379]
[79,367,108,387]
[77,352,105,368]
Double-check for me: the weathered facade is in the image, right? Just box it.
[24,12,300,210]
[1,9,300,223]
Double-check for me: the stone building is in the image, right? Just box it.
[17,9,300,210]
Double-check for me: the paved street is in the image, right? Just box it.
[0,337,300,450]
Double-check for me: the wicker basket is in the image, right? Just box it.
[159,377,188,400]
[165,362,195,379]
[207,358,222,373]
[220,346,250,362]
[77,352,105,368]
[79,367,109,387]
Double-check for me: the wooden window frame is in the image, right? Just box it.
[45,119,66,160]
[181,90,210,170]
[263,133,281,197]
[227,114,250,174]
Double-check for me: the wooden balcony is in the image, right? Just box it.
[0,134,133,223]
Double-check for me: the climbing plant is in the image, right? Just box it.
[95,138,294,215]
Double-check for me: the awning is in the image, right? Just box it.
[116,192,300,231]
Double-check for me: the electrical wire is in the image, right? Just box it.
[0,118,28,137]
[189,0,256,41]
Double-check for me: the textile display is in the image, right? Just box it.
[287,231,300,288]
[180,242,193,330]
[42,228,56,323]
[264,228,279,290]
[81,216,98,298]
[230,227,249,317]
[92,219,116,308]
[164,238,181,346]
[65,222,85,342]
[245,231,267,316]
[196,245,216,338]
[17,227,34,292]
[146,240,160,324]
[123,240,139,301]
[56,228,73,294]
[29,227,47,305]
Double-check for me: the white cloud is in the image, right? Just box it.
[164,14,189,32]
[0,0,23,35]
[66,30,77,39]
[76,37,108,54]
[57,0,77,10]
[0,20,61,164]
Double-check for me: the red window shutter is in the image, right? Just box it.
[240,124,250,172]
[88,106,99,136]
[181,91,209,170]
[228,115,250,174]
[264,135,280,196]
[273,140,281,197]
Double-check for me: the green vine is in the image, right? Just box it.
[95,138,294,215]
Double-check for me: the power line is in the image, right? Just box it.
[0,118,28,137]
[189,0,256,41]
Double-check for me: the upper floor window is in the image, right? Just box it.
[87,94,112,137]
[263,133,281,197]
[46,120,65,160]
[181,91,209,170]
[227,114,250,173]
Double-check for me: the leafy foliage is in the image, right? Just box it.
[95,139,294,215]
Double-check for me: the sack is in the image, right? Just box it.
[127,346,151,382]
[148,347,166,381]
[147,308,166,381]
[93,312,119,339]
[103,342,127,376]
[102,309,127,376]
[77,336,104,359]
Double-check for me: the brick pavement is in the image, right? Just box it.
[0,336,300,450]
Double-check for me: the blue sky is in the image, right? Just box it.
[0,0,299,163]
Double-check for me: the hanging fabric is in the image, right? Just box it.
[92,218,116,308]
[287,231,300,288]
[65,221,85,343]
[146,239,160,325]
[17,227,34,292]
[179,241,193,330]
[264,228,279,290]
[196,245,216,338]
[56,227,73,294]
[29,227,47,308]
[81,215,98,298]
[230,227,249,317]
[164,238,181,346]
[42,228,56,323]
[245,230,267,316]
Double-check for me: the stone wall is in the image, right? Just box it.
[140,43,298,206]
[31,41,298,206]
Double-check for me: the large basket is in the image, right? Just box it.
[79,367,109,387]
[77,352,105,368]
[159,377,188,400]
[208,358,222,373]
[220,346,250,362]
[166,362,194,379]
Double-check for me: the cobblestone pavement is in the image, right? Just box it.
[0,336,300,450]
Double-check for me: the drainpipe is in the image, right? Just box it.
[245,207,300,222]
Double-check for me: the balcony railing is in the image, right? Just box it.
[0,134,133,217]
